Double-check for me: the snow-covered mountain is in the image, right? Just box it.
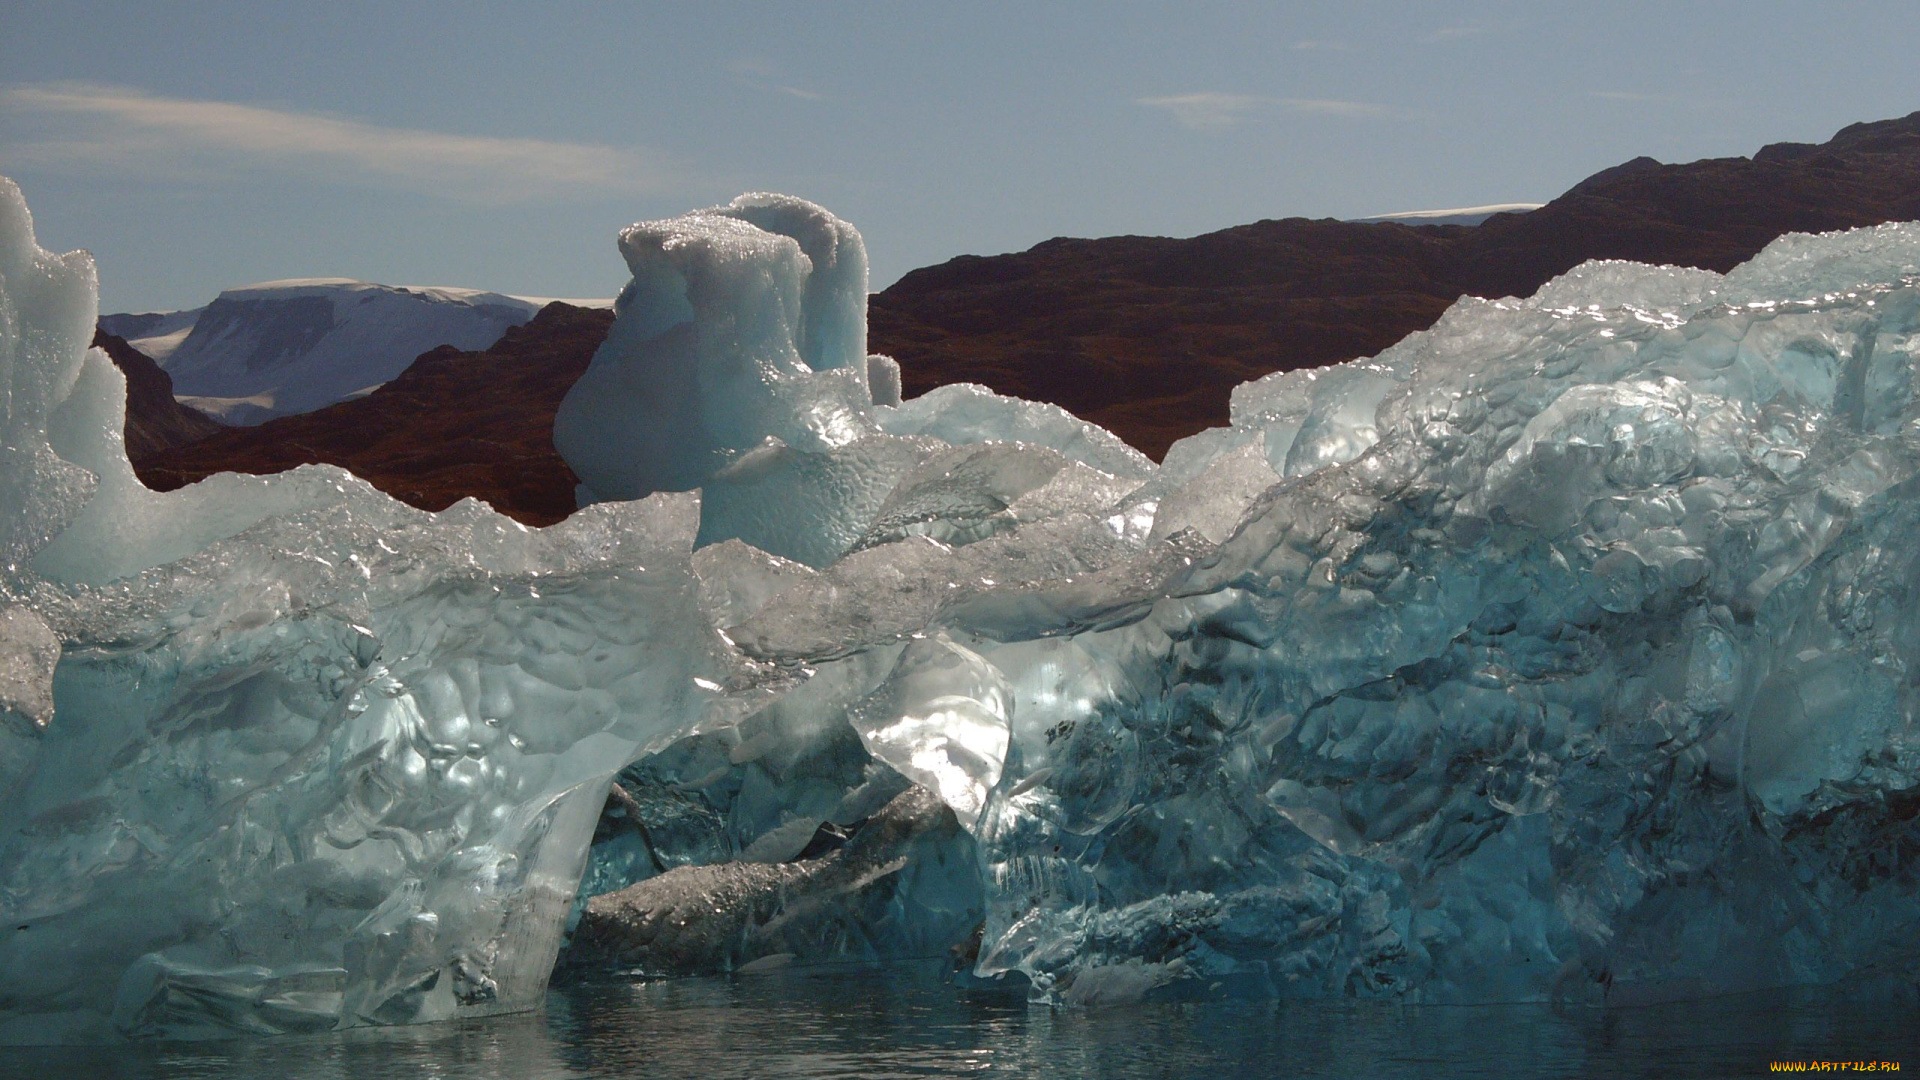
[1347,202,1543,226]
[96,306,201,363]
[102,279,612,424]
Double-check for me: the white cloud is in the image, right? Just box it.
[1136,92,1271,130]
[725,58,831,103]
[1280,98,1389,118]
[1137,93,1389,130]
[0,83,675,202]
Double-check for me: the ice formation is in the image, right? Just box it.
[6,172,1920,1042]
[552,193,1150,567]
[0,177,733,1042]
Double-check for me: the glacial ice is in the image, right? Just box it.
[0,177,737,1042]
[552,193,1140,567]
[6,170,1920,1042]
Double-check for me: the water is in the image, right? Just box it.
[9,964,1918,1079]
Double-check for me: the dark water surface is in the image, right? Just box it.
[10,964,1919,1079]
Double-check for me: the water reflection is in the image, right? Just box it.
[15,963,1920,1079]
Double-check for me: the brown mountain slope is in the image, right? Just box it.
[135,303,613,525]
[92,329,226,459]
[871,111,1920,457]
[125,112,1920,520]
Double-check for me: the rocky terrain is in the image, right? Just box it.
[135,303,613,524]
[872,111,1920,457]
[93,329,225,461]
[127,111,1920,518]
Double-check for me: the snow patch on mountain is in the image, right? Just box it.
[96,308,200,362]
[1348,202,1543,226]
[103,281,615,425]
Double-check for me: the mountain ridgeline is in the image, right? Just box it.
[125,111,1920,522]
[872,111,1920,457]
[136,303,614,525]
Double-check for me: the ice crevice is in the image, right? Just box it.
[5,173,1920,1041]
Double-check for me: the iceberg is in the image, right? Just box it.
[4,171,1920,1042]
[551,193,1142,568]
[0,177,736,1042]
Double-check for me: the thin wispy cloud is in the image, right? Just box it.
[1137,93,1390,130]
[1,83,675,201]
[1136,92,1270,130]
[726,57,831,103]
[1291,39,1350,52]
[1426,26,1488,42]
[1282,98,1389,118]
[1591,90,1667,102]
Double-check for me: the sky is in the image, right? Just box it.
[3,1,1917,314]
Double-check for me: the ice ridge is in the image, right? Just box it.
[4,173,1920,1041]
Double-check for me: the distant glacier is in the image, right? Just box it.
[101,280,612,424]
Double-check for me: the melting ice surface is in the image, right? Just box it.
[5,175,1920,1043]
